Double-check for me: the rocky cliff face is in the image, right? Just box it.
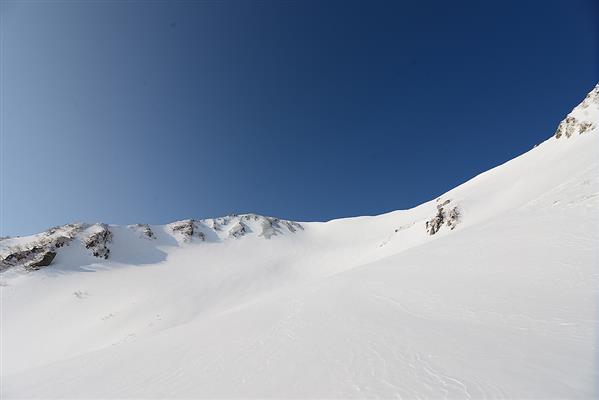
[554,84,598,139]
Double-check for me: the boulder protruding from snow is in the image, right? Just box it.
[83,224,113,259]
[0,246,57,272]
[426,199,460,235]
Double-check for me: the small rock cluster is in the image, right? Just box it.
[554,116,595,139]
[259,217,304,238]
[129,224,155,239]
[260,218,279,239]
[228,221,247,238]
[83,224,113,259]
[170,220,205,242]
[554,83,598,139]
[282,220,303,233]
[425,199,460,235]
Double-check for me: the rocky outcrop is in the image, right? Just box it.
[554,84,598,139]
[0,223,84,272]
[426,199,460,235]
[228,221,247,239]
[208,218,225,231]
[129,224,155,239]
[554,117,595,139]
[283,220,303,233]
[259,217,304,238]
[170,220,205,242]
[0,214,304,273]
[1,246,56,272]
[28,250,57,270]
[52,236,72,248]
[83,224,113,259]
[42,223,83,249]
[197,214,303,240]
[241,214,260,222]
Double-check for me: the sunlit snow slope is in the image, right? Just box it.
[1,85,598,399]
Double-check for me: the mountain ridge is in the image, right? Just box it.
[2,83,598,398]
[3,83,597,273]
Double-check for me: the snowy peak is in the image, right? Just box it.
[554,83,599,139]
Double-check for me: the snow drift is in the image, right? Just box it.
[1,84,598,399]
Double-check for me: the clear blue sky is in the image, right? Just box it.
[1,0,597,236]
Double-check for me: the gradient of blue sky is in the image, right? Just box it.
[1,0,597,236]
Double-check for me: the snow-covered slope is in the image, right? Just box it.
[1,84,598,399]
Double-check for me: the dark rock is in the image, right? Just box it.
[53,236,72,248]
[171,220,204,242]
[130,224,155,239]
[425,208,445,235]
[1,246,57,272]
[84,224,112,259]
[228,222,247,238]
[27,251,56,270]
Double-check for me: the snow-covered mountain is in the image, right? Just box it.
[1,84,598,399]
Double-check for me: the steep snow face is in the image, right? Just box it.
[1,85,598,399]
[554,83,599,138]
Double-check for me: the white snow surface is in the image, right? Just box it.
[1,89,599,398]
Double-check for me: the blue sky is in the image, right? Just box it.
[1,0,597,236]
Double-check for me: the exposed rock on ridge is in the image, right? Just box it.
[0,223,84,272]
[0,247,56,272]
[228,221,247,239]
[83,224,113,259]
[169,220,205,242]
[259,217,304,238]
[128,224,155,239]
[1,214,304,273]
[554,83,598,139]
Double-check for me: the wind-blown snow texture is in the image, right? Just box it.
[1,85,598,399]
